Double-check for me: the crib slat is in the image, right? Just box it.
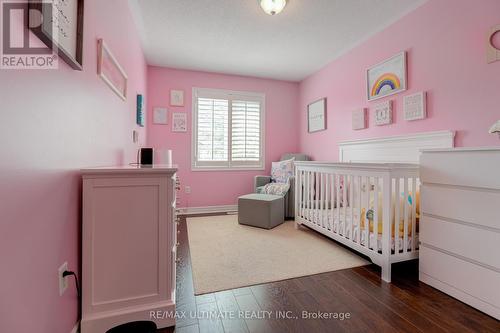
[342,175,347,237]
[309,171,314,221]
[300,170,304,218]
[325,172,329,230]
[330,174,335,231]
[302,170,306,218]
[374,177,379,251]
[336,175,341,231]
[318,172,322,226]
[364,176,370,249]
[403,177,409,253]
[302,171,306,218]
[306,171,310,219]
[349,175,354,240]
[411,177,417,251]
[297,170,301,218]
[394,178,400,254]
[310,171,314,218]
[320,173,325,228]
[315,172,319,223]
[382,176,392,259]
[357,175,362,245]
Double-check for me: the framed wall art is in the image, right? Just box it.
[307,98,326,133]
[170,90,184,106]
[367,51,407,101]
[403,91,427,121]
[374,100,393,126]
[29,0,84,70]
[352,108,367,130]
[153,107,168,125]
[172,112,187,132]
[97,39,128,101]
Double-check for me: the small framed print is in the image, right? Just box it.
[307,98,327,133]
[170,89,184,106]
[403,92,426,121]
[172,112,187,132]
[153,107,168,125]
[374,100,393,126]
[352,108,367,130]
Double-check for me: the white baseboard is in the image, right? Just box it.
[177,205,237,215]
[70,322,80,333]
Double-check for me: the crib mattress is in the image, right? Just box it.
[300,208,418,252]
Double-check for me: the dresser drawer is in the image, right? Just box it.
[421,185,500,230]
[419,246,500,311]
[420,149,500,189]
[420,215,500,269]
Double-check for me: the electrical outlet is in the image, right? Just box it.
[58,262,68,296]
[185,186,191,194]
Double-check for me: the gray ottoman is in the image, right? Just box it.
[238,193,284,229]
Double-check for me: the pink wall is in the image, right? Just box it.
[0,1,147,332]
[299,0,500,161]
[147,67,300,208]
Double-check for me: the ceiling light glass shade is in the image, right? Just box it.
[260,0,287,15]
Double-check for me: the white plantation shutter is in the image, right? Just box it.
[196,98,228,163]
[193,88,265,170]
[231,100,261,162]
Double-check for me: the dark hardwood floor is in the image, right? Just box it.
[158,214,499,333]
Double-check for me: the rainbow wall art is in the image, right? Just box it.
[367,51,407,101]
[371,73,401,97]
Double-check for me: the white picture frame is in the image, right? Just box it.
[403,91,427,121]
[172,112,187,132]
[153,107,168,125]
[97,39,128,101]
[352,108,367,130]
[374,100,393,126]
[170,89,184,106]
[307,98,326,133]
[367,51,407,101]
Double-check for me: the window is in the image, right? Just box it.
[192,88,265,170]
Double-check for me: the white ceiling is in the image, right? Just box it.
[129,0,427,82]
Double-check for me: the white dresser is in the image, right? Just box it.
[81,165,179,333]
[419,148,500,320]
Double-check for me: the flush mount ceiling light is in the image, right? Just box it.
[260,0,287,16]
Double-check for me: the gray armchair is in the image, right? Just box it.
[254,153,310,219]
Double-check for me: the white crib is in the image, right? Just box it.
[294,161,420,282]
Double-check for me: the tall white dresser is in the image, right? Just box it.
[419,148,500,320]
[81,165,178,333]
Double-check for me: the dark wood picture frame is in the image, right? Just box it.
[29,0,84,70]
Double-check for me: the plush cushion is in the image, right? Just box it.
[271,158,295,183]
[258,183,290,196]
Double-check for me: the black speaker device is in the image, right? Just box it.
[139,148,154,165]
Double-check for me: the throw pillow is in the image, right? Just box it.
[260,183,290,196]
[271,158,295,183]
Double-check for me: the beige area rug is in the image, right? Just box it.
[186,215,369,295]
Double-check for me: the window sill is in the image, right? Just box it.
[191,166,265,172]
